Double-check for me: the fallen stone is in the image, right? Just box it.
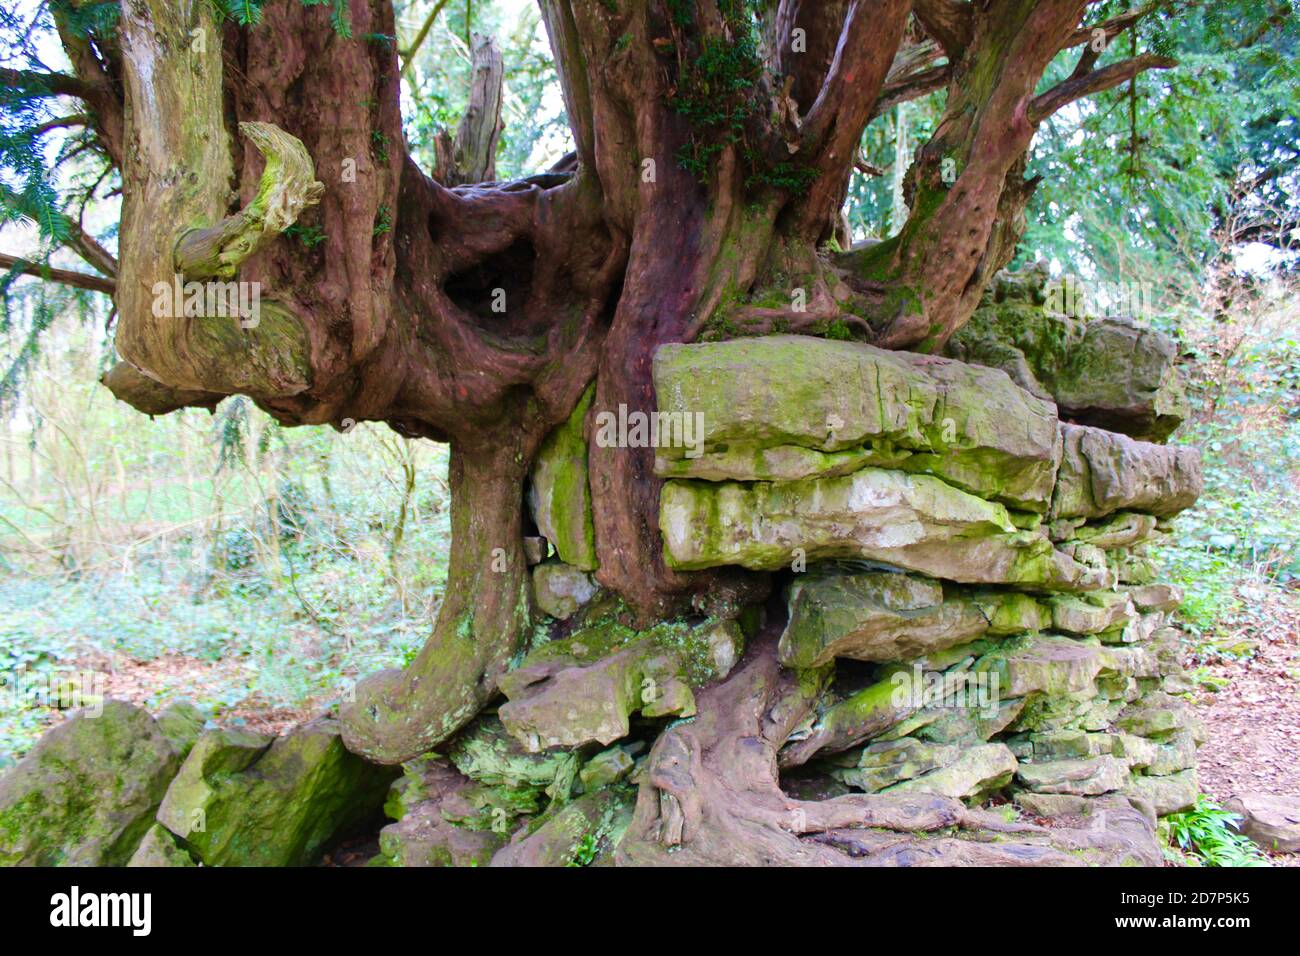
[156,718,397,867]
[531,561,599,620]
[1224,793,1300,854]
[780,670,919,767]
[0,700,184,866]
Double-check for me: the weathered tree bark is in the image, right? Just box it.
[341,439,532,761]
[42,0,1177,772]
[432,34,506,185]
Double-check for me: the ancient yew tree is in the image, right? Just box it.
[1,0,1214,866]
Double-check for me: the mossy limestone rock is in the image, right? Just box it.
[779,570,1053,668]
[1052,423,1202,520]
[661,466,1105,591]
[1015,755,1129,796]
[974,634,1103,698]
[531,561,599,620]
[0,700,183,866]
[373,757,504,867]
[127,822,197,867]
[948,301,1189,442]
[881,742,1018,802]
[1123,768,1198,816]
[528,384,597,570]
[156,718,397,866]
[154,701,207,760]
[833,738,960,793]
[654,335,1061,510]
[498,618,744,749]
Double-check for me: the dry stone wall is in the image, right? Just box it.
[523,320,1205,853]
[646,333,1203,819]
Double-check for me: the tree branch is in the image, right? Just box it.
[173,122,324,280]
[792,0,914,240]
[874,64,951,117]
[400,0,453,78]
[913,0,973,56]
[0,252,115,295]
[1030,54,1177,124]
[1058,2,1163,53]
[0,68,92,99]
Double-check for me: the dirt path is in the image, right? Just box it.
[1186,584,1300,864]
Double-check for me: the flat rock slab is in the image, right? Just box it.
[653,335,1062,510]
[1225,793,1300,853]
[662,466,1104,591]
[778,571,992,668]
[947,302,1189,442]
[1053,423,1202,520]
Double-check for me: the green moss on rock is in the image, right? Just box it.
[0,700,184,866]
[155,718,398,867]
[528,384,598,570]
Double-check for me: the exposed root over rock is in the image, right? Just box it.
[612,635,1163,867]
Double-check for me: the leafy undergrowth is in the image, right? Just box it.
[1154,285,1300,865]
[1161,796,1270,867]
[0,403,452,767]
[0,555,440,767]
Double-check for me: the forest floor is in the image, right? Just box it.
[1185,580,1300,865]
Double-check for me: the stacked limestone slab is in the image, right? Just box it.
[650,332,1203,820]
[524,317,1205,848]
